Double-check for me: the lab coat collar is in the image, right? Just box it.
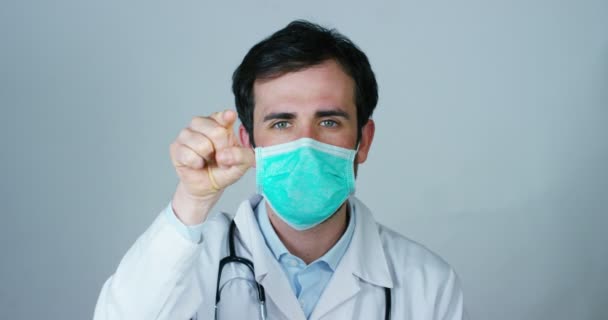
[345,196,393,288]
[310,196,393,319]
[233,194,394,319]
[233,194,270,279]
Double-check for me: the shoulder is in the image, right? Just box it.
[377,224,449,266]
[378,223,466,318]
[200,210,232,242]
[377,223,458,288]
[351,197,454,277]
[350,197,458,290]
[198,194,260,251]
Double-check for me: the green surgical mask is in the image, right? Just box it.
[255,138,357,230]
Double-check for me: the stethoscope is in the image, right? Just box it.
[204,220,392,320]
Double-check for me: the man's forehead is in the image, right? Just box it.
[250,60,356,119]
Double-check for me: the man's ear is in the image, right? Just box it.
[355,119,375,164]
[239,125,253,148]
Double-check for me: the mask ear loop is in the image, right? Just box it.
[353,142,361,161]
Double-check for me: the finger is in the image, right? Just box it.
[209,109,237,129]
[177,128,215,161]
[189,116,231,151]
[210,110,239,146]
[170,142,205,169]
[215,146,255,169]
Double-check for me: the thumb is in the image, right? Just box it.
[215,146,255,169]
[210,146,255,189]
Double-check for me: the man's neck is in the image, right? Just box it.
[266,201,349,265]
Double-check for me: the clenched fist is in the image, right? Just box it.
[169,110,254,225]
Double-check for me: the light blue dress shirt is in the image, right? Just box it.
[255,199,355,318]
[164,198,356,318]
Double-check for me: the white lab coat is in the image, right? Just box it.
[94,195,465,320]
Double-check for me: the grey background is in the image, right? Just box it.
[1,0,607,319]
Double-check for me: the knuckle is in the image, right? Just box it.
[195,137,213,156]
[169,143,178,163]
[177,128,192,141]
[210,126,226,141]
[229,149,241,162]
[170,142,183,157]
[169,142,177,155]
[181,150,196,166]
[190,116,204,129]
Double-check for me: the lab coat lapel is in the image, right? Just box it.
[309,248,361,319]
[233,195,307,320]
[310,197,394,319]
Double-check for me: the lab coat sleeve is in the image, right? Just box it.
[163,202,206,243]
[93,204,204,320]
[435,267,466,320]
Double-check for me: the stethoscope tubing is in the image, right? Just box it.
[207,220,391,320]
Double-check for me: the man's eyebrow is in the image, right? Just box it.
[315,109,350,119]
[263,112,296,122]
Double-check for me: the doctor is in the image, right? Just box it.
[94,20,465,320]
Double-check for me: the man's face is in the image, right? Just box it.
[240,59,374,165]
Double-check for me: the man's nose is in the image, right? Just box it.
[297,124,317,140]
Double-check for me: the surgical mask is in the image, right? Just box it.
[255,138,357,230]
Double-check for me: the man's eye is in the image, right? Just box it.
[320,120,338,127]
[272,121,291,129]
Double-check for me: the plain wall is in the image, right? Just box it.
[1,0,607,319]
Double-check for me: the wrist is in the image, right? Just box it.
[171,183,220,225]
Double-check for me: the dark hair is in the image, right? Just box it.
[232,20,378,146]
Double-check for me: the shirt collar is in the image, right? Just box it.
[255,197,356,271]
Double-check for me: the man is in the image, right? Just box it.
[94,20,465,320]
